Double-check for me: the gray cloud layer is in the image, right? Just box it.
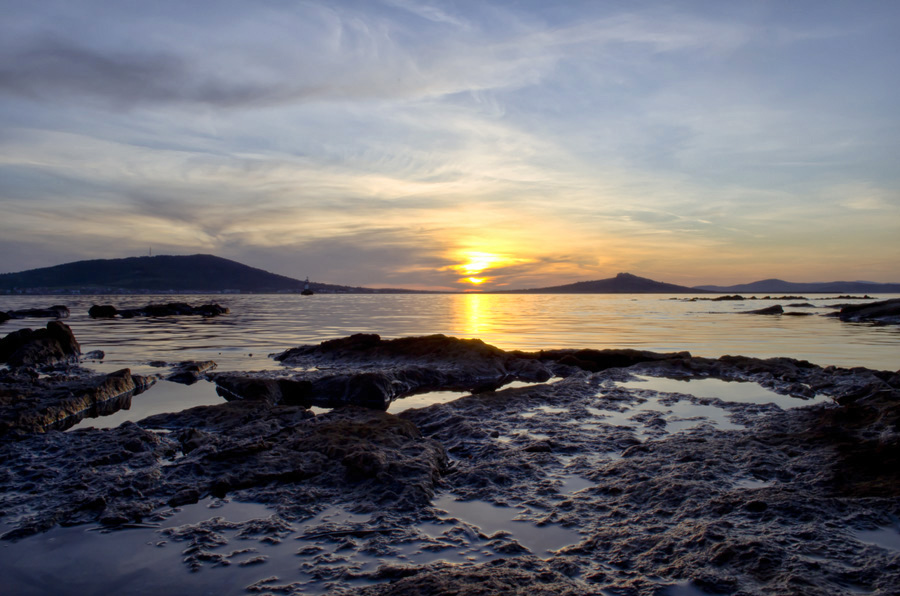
[1,0,898,286]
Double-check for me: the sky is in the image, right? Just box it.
[1,0,898,291]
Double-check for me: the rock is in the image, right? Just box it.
[3,335,900,595]
[713,294,745,301]
[352,558,587,596]
[5,305,70,319]
[0,402,447,539]
[240,334,556,409]
[166,360,217,384]
[0,311,11,324]
[89,303,229,319]
[0,321,81,367]
[89,304,118,318]
[533,347,690,374]
[0,367,154,436]
[740,305,783,315]
[832,298,900,324]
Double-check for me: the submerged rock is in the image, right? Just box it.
[4,305,70,320]
[89,302,229,318]
[740,304,783,315]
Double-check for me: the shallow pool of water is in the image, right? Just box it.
[69,379,225,430]
[433,494,580,555]
[854,526,900,552]
[617,375,830,409]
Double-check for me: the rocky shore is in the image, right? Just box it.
[1,327,899,595]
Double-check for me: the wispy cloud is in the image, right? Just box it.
[1,1,898,284]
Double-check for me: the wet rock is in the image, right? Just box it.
[831,298,900,324]
[275,334,550,381]
[0,367,154,436]
[0,321,81,368]
[353,558,587,596]
[222,335,554,409]
[740,305,783,315]
[5,305,70,319]
[1,402,447,539]
[712,294,745,301]
[166,360,217,385]
[88,304,118,318]
[89,302,229,319]
[533,347,690,374]
[2,335,900,594]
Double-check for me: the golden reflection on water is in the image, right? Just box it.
[460,292,486,338]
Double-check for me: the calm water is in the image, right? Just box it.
[1,293,898,372]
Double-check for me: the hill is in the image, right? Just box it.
[694,279,900,294]
[496,272,706,294]
[0,255,415,294]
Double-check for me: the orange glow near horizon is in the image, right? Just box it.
[446,250,534,287]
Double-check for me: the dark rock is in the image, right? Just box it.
[0,321,81,368]
[0,402,447,539]
[352,558,587,596]
[5,305,70,319]
[713,294,745,301]
[89,304,118,318]
[833,298,900,324]
[534,347,690,374]
[88,302,229,319]
[0,367,154,436]
[740,305,783,315]
[166,360,217,385]
[243,334,555,409]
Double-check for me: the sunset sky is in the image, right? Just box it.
[1,1,898,290]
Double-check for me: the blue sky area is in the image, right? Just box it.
[1,0,898,289]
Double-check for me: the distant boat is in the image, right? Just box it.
[301,277,314,296]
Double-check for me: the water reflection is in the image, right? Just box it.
[461,292,486,338]
[1,293,898,372]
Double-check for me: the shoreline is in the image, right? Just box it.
[2,326,899,595]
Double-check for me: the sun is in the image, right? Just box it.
[444,250,532,287]
[457,252,503,276]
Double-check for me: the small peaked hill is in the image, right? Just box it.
[0,254,384,294]
[695,278,900,293]
[499,272,706,294]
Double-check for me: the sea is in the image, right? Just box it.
[2,292,898,373]
[2,292,899,595]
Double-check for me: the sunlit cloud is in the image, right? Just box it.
[0,1,898,285]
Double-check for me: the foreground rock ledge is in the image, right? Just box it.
[1,333,899,595]
[213,333,689,409]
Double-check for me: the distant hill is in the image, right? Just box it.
[694,279,900,294]
[0,255,418,294]
[496,272,706,294]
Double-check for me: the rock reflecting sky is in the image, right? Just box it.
[1,1,898,290]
